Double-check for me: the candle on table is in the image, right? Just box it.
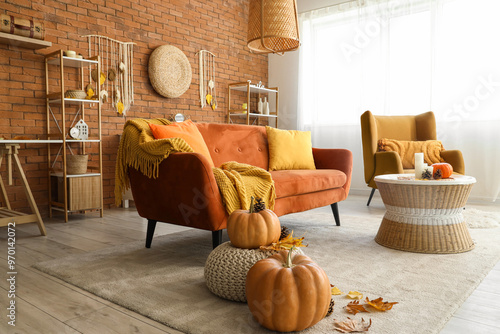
[414,153,424,179]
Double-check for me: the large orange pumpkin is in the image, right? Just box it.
[246,249,331,332]
[432,162,453,179]
[227,198,281,249]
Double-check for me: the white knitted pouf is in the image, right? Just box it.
[204,241,303,302]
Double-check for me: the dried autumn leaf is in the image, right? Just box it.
[331,285,343,295]
[334,317,372,333]
[346,301,369,315]
[260,231,308,251]
[365,297,398,311]
[347,291,363,300]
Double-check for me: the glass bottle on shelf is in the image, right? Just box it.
[258,97,263,114]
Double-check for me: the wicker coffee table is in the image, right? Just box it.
[374,174,476,254]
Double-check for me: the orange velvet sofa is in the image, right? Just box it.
[128,123,353,249]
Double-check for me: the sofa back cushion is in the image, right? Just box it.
[196,123,269,169]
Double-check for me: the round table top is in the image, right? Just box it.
[374,174,476,185]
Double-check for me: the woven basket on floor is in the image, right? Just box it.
[148,45,192,98]
[66,155,88,175]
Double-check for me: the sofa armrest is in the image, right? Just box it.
[312,148,353,196]
[128,152,227,231]
[440,150,465,174]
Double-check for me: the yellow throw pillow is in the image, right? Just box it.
[378,138,444,169]
[266,126,316,171]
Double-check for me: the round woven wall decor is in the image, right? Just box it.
[148,45,192,98]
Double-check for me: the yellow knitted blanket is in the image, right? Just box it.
[115,118,275,214]
[213,161,275,214]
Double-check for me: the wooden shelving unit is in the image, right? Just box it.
[45,50,103,222]
[227,82,279,128]
[0,32,52,49]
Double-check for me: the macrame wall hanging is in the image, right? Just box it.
[83,35,135,116]
[197,50,217,110]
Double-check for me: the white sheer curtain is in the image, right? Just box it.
[298,0,500,201]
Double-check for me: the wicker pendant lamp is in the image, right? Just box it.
[247,0,300,55]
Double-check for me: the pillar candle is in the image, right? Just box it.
[414,153,424,179]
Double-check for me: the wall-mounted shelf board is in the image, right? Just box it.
[229,112,278,118]
[47,56,98,67]
[0,139,100,144]
[0,32,52,49]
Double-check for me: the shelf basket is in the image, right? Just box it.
[66,155,88,175]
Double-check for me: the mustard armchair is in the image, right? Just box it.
[360,110,465,205]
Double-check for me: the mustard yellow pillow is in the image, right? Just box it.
[378,138,444,169]
[266,126,316,171]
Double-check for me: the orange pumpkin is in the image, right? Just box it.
[246,249,331,332]
[227,197,281,249]
[432,162,453,179]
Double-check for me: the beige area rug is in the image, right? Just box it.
[33,208,500,334]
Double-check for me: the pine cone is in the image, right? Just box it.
[326,299,335,317]
[253,197,266,212]
[421,169,432,180]
[433,169,442,179]
[280,226,290,240]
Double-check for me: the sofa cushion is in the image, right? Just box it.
[271,169,346,198]
[266,126,316,171]
[196,123,269,169]
[149,120,214,167]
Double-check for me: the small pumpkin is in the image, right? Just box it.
[227,197,280,249]
[432,162,453,179]
[246,248,331,332]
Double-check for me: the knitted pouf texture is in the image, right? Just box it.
[204,241,303,302]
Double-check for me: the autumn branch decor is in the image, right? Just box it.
[246,247,331,332]
[227,197,281,249]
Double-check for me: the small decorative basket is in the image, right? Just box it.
[65,90,87,99]
[66,155,88,175]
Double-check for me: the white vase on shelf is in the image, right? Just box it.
[258,98,263,114]
[263,97,269,115]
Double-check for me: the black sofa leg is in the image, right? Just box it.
[367,188,376,206]
[212,230,223,249]
[145,219,157,248]
[330,202,340,226]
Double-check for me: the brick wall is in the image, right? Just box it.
[0,0,268,217]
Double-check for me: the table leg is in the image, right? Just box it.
[12,151,46,236]
[0,156,12,210]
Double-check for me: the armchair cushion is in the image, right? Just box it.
[266,126,316,171]
[149,120,214,167]
[378,138,444,168]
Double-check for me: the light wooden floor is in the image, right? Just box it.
[0,195,499,334]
